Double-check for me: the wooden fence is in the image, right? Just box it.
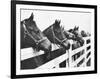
[21,37,91,69]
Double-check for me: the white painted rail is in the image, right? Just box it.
[21,47,44,61]
[21,44,60,61]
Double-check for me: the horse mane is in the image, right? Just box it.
[53,19,61,28]
[43,20,59,33]
[43,24,53,34]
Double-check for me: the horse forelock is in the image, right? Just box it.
[54,20,61,28]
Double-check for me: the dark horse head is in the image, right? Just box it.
[81,30,91,37]
[21,13,51,55]
[43,19,70,50]
[64,30,76,40]
[68,26,84,46]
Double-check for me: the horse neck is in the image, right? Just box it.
[43,25,57,44]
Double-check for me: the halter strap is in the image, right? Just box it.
[51,26,67,45]
[23,21,47,45]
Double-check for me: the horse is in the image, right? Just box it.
[64,29,76,42]
[43,20,70,50]
[64,26,85,64]
[81,30,91,37]
[68,26,84,49]
[21,13,52,65]
[63,28,82,50]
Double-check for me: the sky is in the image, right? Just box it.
[21,9,91,33]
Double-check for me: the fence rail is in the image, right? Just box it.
[21,44,60,61]
[21,48,44,61]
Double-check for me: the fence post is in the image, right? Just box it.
[69,45,73,67]
[66,50,69,67]
[83,38,87,67]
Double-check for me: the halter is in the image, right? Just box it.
[22,21,47,45]
[51,26,67,45]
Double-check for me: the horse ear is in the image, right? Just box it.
[77,26,79,30]
[74,26,76,30]
[59,20,61,24]
[55,19,57,22]
[76,26,79,31]
[29,13,34,20]
[55,19,57,24]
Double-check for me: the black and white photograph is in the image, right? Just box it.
[11,1,97,78]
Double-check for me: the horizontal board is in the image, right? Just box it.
[71,43,91,56]
[36,51,69,69]
[21,47,44,61]
[21,44,60,61]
